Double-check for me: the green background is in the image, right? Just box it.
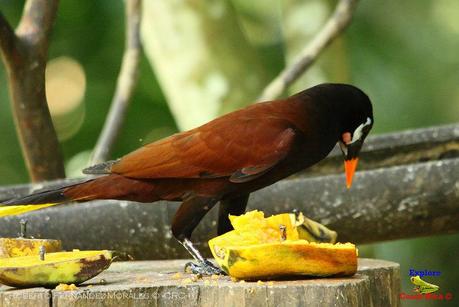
[1,1,458,305]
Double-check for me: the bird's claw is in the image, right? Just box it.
[184,260,226,276]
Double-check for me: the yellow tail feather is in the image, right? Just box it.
[0,203,59,218]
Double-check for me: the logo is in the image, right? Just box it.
[410,276,439,294]
[409,269,441,278]
[400,268,454,302]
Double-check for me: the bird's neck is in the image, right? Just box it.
[287,94,342,142]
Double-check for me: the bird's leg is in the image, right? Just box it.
[217,194,249,235]
[179,238,223,275]
[171,196,223,275]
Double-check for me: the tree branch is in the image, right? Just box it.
[0,0,65,182]
[258,0,359,101]
[16,0,59,51]
[0,12,18,64]
[90,0,142,165]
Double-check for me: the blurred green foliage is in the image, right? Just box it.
[1,0,176,183]
[1,1,458,305]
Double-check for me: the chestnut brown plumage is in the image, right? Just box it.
[2,83,373,274]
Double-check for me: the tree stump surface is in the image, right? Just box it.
[0,258,399,307]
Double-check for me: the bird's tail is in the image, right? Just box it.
[0,174,161,218]
[0,180,89,218]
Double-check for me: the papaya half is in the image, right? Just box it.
[0,219,62,258]
[0,250,113,287]
[208,210,357,279]
[0,238,62,258]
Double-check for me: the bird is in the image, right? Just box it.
[1,83,373,275]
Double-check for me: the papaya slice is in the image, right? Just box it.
[0,219,63,258]
[208,210,357,279]
[0,250,113,287]
[294,212,338,244]
[0,238,62,258]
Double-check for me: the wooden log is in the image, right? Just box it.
[0,157,457,259]
[0,288,50,307]
[0,258,400,307]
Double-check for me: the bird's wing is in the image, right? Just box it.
[108,112,297,182]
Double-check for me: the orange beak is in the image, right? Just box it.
[344,158,359,189]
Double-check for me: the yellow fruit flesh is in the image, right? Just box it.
[209,210,357,279]
[55,283,78,291]
[217,211,298,246]
[218,241,357,279]
[0,250,112,287]
[0,238,62,258]
[0,203,57,218]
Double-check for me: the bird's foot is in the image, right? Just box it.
[184,259,226,275]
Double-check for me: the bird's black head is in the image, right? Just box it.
[308,83,374,188]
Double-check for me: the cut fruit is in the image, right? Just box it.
[295,212,337,244]
[0,238,62,258]
[0,250,113,287]
[55,283,78,291]
[211,241,357,279]
[208,210,357,279]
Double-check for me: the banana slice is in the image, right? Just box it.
[0,250,113,287]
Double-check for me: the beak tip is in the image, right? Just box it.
[344,158,359,190]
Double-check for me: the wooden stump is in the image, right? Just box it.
[0,258,399,307]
